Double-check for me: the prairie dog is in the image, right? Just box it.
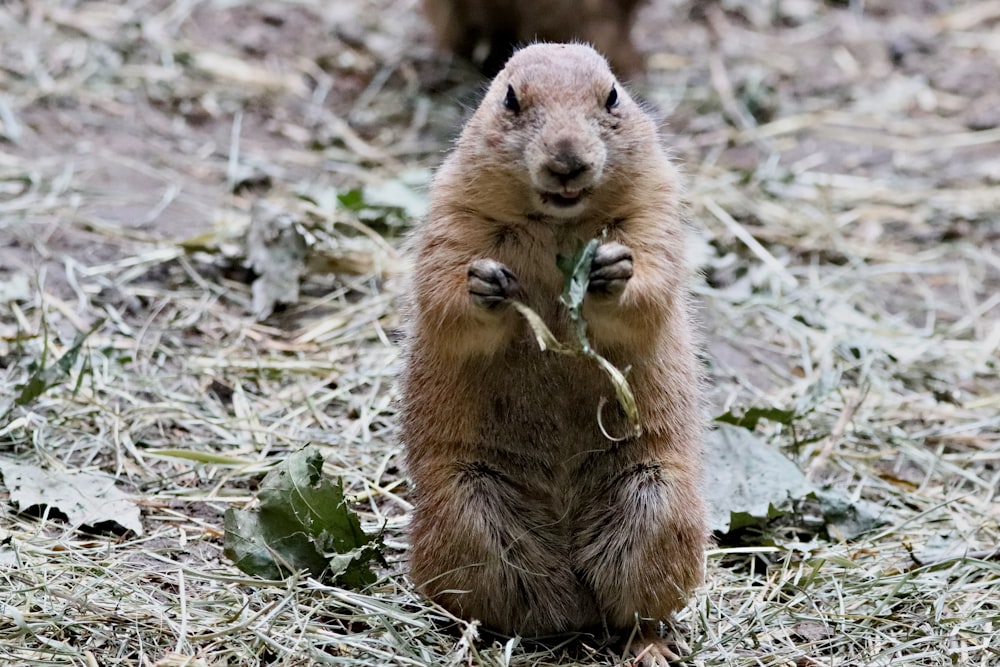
[423,0,647,76]
[401,44,706,666]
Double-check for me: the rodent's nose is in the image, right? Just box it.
[546,153,589,185]
[544,136,592,184]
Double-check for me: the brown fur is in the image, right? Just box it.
[422,0,647,76]
[401,44,706,665]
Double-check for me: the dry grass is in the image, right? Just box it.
[1,0,999,665]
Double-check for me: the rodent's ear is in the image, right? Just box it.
[605,85,619,112]
[503,84,521,114]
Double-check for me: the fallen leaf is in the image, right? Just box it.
[792,620,834,643]
[704,424,882,539]
[0,458,143,535]
[0,271,31,302]
[0,539,16,568]
[246,200,308,320]
[224,447,383,587]
[704,423,813,533]
[362,173,429,220]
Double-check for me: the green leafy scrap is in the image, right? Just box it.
[335,188,365,211]
[726,503,789,534]
[14,319,103,407]
[558,237,600,340]
[333,176,428,233]
[224,447,383,588]
[715,405,797,430]
[512,237,641,439]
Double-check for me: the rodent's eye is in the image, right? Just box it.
[605,85,619,112]
[503,85,521,114]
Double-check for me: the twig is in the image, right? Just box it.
[806,388,868,481]
[703,196,798,289]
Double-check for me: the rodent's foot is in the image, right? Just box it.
[589,242,633,298]
[628,639,680,667]
[468,259,519,308]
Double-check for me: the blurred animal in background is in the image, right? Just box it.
[422,0,648,76]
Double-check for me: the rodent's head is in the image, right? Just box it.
[463,43,649,220]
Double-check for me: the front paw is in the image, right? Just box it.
[588,242,633,298]
[468,259,519,309]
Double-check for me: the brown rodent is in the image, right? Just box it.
[401,43,706,666]
[423,0,647,77]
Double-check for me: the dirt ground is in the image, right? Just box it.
[1,0,999,666]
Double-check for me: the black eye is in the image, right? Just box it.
[503,84,521,113]
[605,85,619,111]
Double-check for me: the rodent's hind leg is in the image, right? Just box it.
[408,459,598,636]
[572,458,705,632]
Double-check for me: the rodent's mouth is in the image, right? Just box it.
[539,189,584,210]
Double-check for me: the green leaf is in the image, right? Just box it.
[559,238,600,315]
[223,447,383,587]
[14,320,103,406]
[224,507,287,580]
[328,545,381,590]
[363,176,429,220]
[511,237,641,439]
[714,405,797,430]
[727,505,786,533]
[336,188,365,211]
